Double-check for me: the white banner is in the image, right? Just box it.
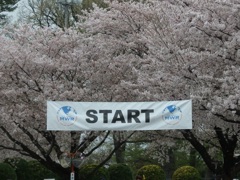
[47,100,192,131]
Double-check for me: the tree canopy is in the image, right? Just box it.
[0,0,240,179]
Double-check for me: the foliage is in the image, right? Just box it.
[136,165,165,180]
[108,163,133,180]
[0,0,18,26]
[0,162,17,180]
[79,164,109,180]
[172,165,201,180]
[81,0,108,10]
[1,0,240,179]
[15,159,32,180]
[4,157,32,180]
[0,0,18,13]
[125,142,158,177]
[28,161,60,180]
[4,158,62,180]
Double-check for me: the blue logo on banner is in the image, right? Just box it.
[57,106,77,126]
[162,105,182,125]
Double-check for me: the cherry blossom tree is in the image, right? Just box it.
[1,0,240,179]
[0,25,121,178]
[170,1,240,179]
[77,0,240,179]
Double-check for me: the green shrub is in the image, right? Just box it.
[0,163,17,180]
[172,165,201,180]
[136,165,165,180]
[4,158,32,180]
[15,159,32,180]
[108,163,133,180]
[79,164,109,180]
[28,160,60,180]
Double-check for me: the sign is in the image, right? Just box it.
[47,100,192,131]
[70,172,74,180]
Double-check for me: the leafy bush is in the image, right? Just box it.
[0,162,17,180]
[79,164,109,180]
[108,163,133,180]
[4,158,32,180]
[28,160,60,180]
[15,159,32,180]
[136,165,165,180]
[172,165,201,180]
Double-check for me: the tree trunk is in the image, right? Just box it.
[181,128,240,180]
[113,131,126,163]
[115,143,126,163]
[189,147,196,167]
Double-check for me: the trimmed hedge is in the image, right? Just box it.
[79,164,109,180]
[28,160,60,180]
[108,163,133,180]
[15,159,32,180]
[172,165,201,180]
[0,163,17,180]
[136,165,165,180]
[4,158,32,180]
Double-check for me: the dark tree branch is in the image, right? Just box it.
[88,131,136,178]
[83,131,110,157]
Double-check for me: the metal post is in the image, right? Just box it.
[70,153,75,180]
